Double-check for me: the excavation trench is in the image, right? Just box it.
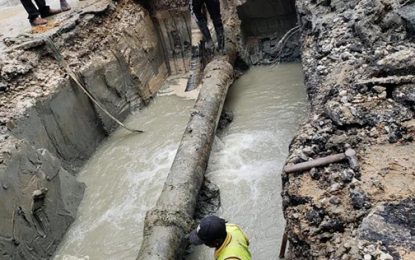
[53,63,307,259]
[2,0,414,258]
[0,0,307,258]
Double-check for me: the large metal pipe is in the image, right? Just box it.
[137,3,240,258]
[137,50,237,260]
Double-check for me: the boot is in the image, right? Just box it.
[216,26,225,54]
[30,17,48,26]
[41,8,62,18]
[205,39,214,55]
[196,20,214,53]
[60,0,71,11]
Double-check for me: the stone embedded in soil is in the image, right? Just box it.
[0,82,7,92]
[306,207,325,226]
[358,198,415,252]
[398,3,415,35]
[319,218,345,233]
[392,84,415,108]
[350,188,371,210]
[340,169,354,183]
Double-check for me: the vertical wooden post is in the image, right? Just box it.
[279,229,288,258]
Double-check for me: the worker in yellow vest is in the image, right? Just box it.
[189,215,252,260]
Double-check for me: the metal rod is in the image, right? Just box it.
[279,230,288,258]
[45,38,144,133]
[283,153,346,173]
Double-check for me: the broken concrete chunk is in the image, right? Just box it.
[326,101,362,126]
[376,49,415,75]
[392,84,415,108]
[326,99,413,127]
[398,3,415,35]
[350,188,371,210]
[358,198,415,255]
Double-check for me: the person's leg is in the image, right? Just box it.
[191,0,213,48]
[34,0,62,18]
[20,0,41,21]
[33,0,50,17]
[20,0,48,25]
[205,0,225,51]
[60,0,71,11]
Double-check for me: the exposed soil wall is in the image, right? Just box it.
[283,0,415,259]
[0,0,174,258]
[0,140,85,259]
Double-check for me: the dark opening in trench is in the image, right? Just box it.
[236,0,301,64]
[237,0,297,38]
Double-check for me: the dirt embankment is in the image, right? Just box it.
[0,0,169,258]
[283,0,415,259]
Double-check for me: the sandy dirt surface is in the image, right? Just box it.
[361,142,415,203]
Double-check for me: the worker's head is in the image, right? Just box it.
[189,215,227,248]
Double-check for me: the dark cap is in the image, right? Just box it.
[189,215,227,245]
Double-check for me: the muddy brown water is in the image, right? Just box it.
[54,64,308,259]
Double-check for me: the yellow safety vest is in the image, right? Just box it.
[215,224,252,260]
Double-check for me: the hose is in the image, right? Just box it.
[45,38,144,134]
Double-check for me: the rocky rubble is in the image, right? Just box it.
[246,32,301,65]
[283,0,415,259]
